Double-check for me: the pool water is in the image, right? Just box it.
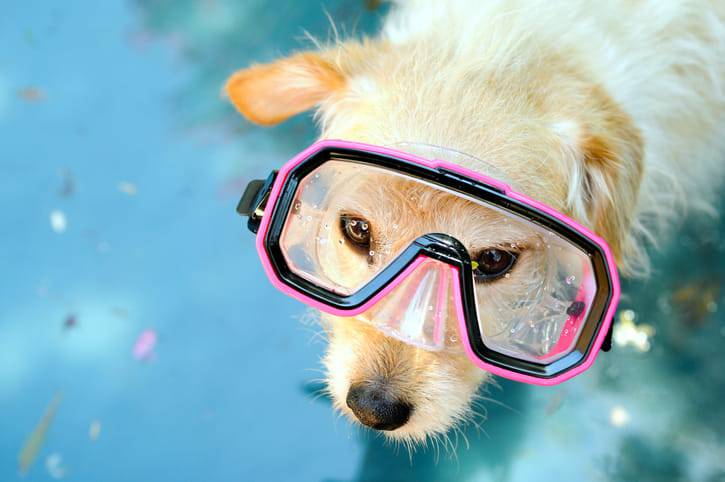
[1,2,724,481]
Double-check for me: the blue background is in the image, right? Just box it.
[1,1,724,481]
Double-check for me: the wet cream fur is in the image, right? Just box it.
[225,0,725,445]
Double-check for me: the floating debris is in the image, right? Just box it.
[613,310,655,352]
[45,453,67,479]
[110,307,129,318]
[58,169,75,198]
[89,420,101,441]
[609,405,630,428]
[117,181,138,196]
[133,329,157,361]
[62,314,77,331]
[49,210,67,233]
[671,278,721,326]
[18,393,63,476]
[18,87,46,102]
[24,29,35,46]
[365,0,384,11]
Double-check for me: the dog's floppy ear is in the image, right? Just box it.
[564,88,645,275]
[225,52,346,126]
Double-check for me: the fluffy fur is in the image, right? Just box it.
[225,0,725,445]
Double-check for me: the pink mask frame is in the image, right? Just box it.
[237,139,620,385]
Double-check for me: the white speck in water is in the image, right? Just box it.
[510,328,516,334]
[609,406,630,427]
[118,181,138,196]
[566,275,576,285]
[450,335,458,343]
[613,309,655,352]
[294,202,301,210]
[369,250,375,256]
[89,420,102,441]
[504,273,511,279]
[45,453,67,479]
[50,210,67,233]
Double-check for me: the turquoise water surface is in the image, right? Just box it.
[1,2,724,481]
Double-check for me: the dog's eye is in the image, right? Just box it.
[472,249,517,281]
[340,215,371,248]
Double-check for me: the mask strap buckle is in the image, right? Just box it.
[600,324,614,352]
[236,171,277,234]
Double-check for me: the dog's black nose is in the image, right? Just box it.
[346,382,412,431]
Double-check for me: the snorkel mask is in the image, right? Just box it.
[237,140,619,385]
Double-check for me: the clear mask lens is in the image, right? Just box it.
[279,158,597,363]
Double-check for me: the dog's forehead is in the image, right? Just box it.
[326,170,536,243]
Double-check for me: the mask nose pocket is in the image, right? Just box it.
[359,257,459,351]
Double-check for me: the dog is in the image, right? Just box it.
[224,0,725,445]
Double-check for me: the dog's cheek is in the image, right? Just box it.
[396,352,488,438]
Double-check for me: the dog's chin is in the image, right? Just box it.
[321,314,488,444]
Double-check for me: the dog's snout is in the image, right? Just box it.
[346,382,412,431]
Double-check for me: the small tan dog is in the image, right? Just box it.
[225,0,725,445]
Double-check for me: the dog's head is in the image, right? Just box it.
[226,41,642,442]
